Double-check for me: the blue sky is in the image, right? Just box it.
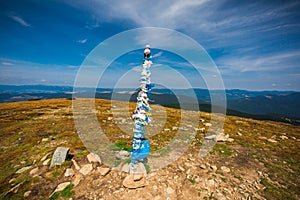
[0,0,299,91]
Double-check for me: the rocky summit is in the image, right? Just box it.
[0,98,299,199]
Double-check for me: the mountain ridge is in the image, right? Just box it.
[0,85,299,124]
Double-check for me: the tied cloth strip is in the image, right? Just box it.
[130,45,154,169]
[123,45,154,189]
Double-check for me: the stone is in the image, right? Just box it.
[216,133,229,142]
[14,165,20,169]
[24,191,31,198]
[204,123,212,127]
[29,167,39,177]
[43,158,51,166]
[116,150,130,160]
[72,174,83,187]
[189,158,195,162]
[259,136,267,140]
[131,163,147,181]
[237,132,243,136]
[210,165,217,172]
[200,164,206,169]
[9,178,16,184]
[64,168,75,177]
[205,135,216,141]
[195,177,202,182]
[72,159,80,170]
[79,164,93,176]
[205,132,229,142]
[50,182,70,197]
[50,147,70,167]
[199,127,206,132]
[4,181,24,195]
[16,166,32,174]
[227,138,234,142]
[223,187,232,195]
[172,126,178,131]
[42,138,50,142]
[221,166,231,173]
[267,138,277,143]
[194,127,200,131]
[154,195,162,200]
[257,171,263,176]
[166,187,175,194]
[207,179,215,187]
[40,153,51,162]
[98,167,110,176]
[123,174,146,189]
[179,166,185,171]
[87,152,102,164]
[280,135,288,140]
[121,163,130,173]
[107,117,113,121]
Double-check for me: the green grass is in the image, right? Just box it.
[76,150,89,157]
[61,184,74,198]
[260,178,297,200]
[188,179,196,184]
[51,164,71,179]
[49,184,74,200]
[213,143,232,157]
[114,141,131,152]
[144,163,150,173]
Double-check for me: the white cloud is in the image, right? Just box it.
[9,14,31,27]
[61,0,300,55]
[61,0,210,29]
[134,28,198,51]
[216,51,300,74]
[0,58,78,86]
[152,51,163,58]
[288,73,300,77]
[1,62,14,66]
[77,38,87,44]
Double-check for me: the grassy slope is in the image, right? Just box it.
[0,98,299,199]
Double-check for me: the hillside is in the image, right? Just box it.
[0,99,299,199]
[1,85,299,121]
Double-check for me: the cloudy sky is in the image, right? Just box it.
[0,0,299,91]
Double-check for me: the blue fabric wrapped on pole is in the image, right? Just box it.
[131,140,150,163]
[130,44,153,165]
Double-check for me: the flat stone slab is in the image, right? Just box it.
[50,182,70,198]
[97,167,111,176]
[87,152,102,164]
[130,162,147,181]
[16,166,32,174]
[50,147,70,167]
[116,150,130,160]
[123,174,146,189]
[79,164,93,176]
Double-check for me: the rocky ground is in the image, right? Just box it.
[0,99,299,199]
[61,147,266,200]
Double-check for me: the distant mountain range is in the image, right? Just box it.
[0,85,299,124]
